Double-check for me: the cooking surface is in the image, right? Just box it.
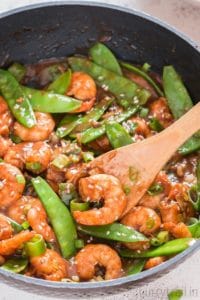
[0,0,200,299]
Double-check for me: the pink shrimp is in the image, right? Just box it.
[75,244,122,280]
[73,174,127,225]
[0,96,13,136]
[8,196,55,242]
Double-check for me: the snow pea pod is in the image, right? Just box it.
[163,66,193,119]
[0,70,36,128]
[6,216,23,233]
[68,57,150,107]
[22,85,81,113]
[8,62,26,82]
[1,257,28,273]
[79,105,139,144]
[119,238,196,258]
[121,61,164,96]
[105,122,133,148]
[31,177,77,258]
[47,69,72,94]
[179,131,200,155]
[78,223,148,243]
[56,97,113,138]
[89,42,122,75]
[126,258,147,275]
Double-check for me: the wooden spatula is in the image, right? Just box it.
[90,102,200,216]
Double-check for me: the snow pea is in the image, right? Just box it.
[89,42,122,75]
[119,238,196,258]
[1,257,28,273]
[126,258,147,275]
[47,69,71,94]
[68,57,150,107]
[8,62,26,82]
[163,66,193,119]
[56,97,113,138]
[79,105,139,144]
[163,66,200,155]
[78,223,148,243]
[32,177,77,258]
[105,122,133,148]
[21,85,81,113]
[0,70,36,128]
[179,131,200,155]
[121,61,164,96]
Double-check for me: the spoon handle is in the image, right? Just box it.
[141,102,200,171]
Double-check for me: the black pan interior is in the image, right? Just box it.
[0,4,199,104]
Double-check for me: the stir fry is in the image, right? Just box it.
[0,43,199,282]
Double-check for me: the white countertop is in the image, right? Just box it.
[0,1,199,299]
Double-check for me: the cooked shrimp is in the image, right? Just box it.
[4,142,52,174]
[13,112,55,142]
[67,72,96,113]
[0,230,34,256]
[0,96,13,136]
[139,172,171,209]
[159,200,182,224]
[30,249,68,281]
[149,97,173,128]
[0,214,13,240]
[163,222,192,238]
[75,244,122,280]
[144,257,165,270]
[0,136,12,157]
[73,174,127,225]
[8,196,55,242]
[0,162,25,209]
[130,117,151,137]
[121,206,161,250]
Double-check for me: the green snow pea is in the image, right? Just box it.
[0,69,36,128]
[22,85,81,113]
[32,177,77,258]
[78,223,148,243]
[89,42,122,75]
[1,257,28,273]
[105,122,133,148]
[8,62,26,82]
[47,69,72,94]
[68,57,150,107]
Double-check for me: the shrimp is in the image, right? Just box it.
[30,249,68,281]
[67,72,97,113]
[0,230,34,256]
[13,112,55,142]
[149,97,173,128]
[129,117,151,137]
[73,174,127,225]
[8,196,55,242]
[0,214,13,240]
[65,163,88,186]
[139,171,171,209]
[144,257,165,270]
[159,200,182,224]
[0,163,25,209]
[75,244,122,280]
[0,136,12,157]
[121,206,161,250]
[4,142,52,174]
[163,222,192,238]
[0,96,13,136]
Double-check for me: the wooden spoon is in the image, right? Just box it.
[90,102,200,216]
